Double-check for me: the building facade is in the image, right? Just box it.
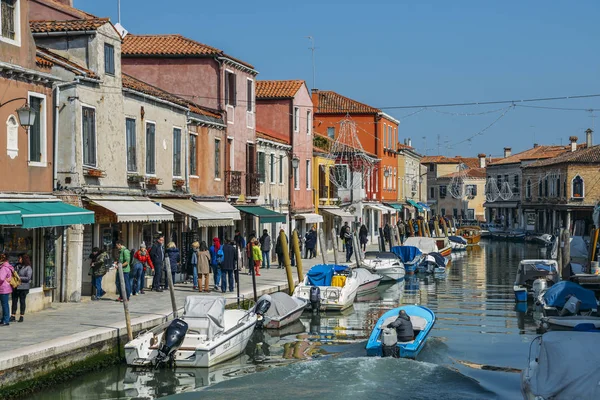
[396,141,426,221]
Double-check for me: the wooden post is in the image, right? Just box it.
[389,226,397,248]
[291,230,304,282]
[557,228,563,272]
[408,219,415,237]
[164,257,178,318]
[441,218,449,237]
[318,228,327,264]
[352,232,361,267]
[434,220,441,238]
[117,263,133,342]
[379,227,386,252]
[331,228,339,265]
[281,230,294,294]
[589,228,598,264]
[561,228,571,280]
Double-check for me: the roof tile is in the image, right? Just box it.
[36,47,99,79]
[256,80,304,99]
[314,90,380,114]
[30,18,110,33]
[489,145,569,166]
[32,0,97,19]
[122,73,190,108]
[525,145,600,168]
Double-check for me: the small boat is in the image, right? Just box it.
[532,233,554,246]
[292,264,359,311]
[388,246,421,274]
[365,305,435,359]
[362,251,407,280]
[256,292,307,330]
[124,296,272,368]
[513,260,559,302]
[539,281,598,317]
[521,331,600,399]
[433,237,452,257]
[456,226,481,245]
[403,237,441,254]
[419,252,449,274]
[508,229,527,242]
[448,235,467,251]
[354,267,384,293]
[539,315,600,332]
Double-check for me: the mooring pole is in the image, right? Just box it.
[292,230,304,282]
[331,228,339,265]
[318,228,327,264]
[164,257,178,318]
[117,263,133,341]
[281,230,295,295]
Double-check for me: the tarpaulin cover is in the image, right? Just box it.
[542,281,597,311]
[184,296,225,338]
[523,331,600,399]
[307,264,335,286]
[448,236,467,245]
[514,260,559,286]
[570,236,589,260]
[264,292,303,319]
[403,237,438,253]
[426,252,446,267]
[391,246,422,263]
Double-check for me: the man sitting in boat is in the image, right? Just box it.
[386,310,414,342]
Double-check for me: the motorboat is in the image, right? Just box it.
[365,305,435,359]
[521,331,600,399]
[539,281,598,317]
[124,296,272,368]
[354,267,384,293]
[456,226,482,245]
[448,235,467,251]
[433,237,453,257]
[513,260,559,302]
[292,264,359,311]
[508,229,527,242]
[362,251,407,280]
[389,246,422,274]
[532,233,554,246]
[255,292,307,330]
[419,252,449,274]
[404,237,446,256]
[539,315,600,333]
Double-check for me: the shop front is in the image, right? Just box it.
[194,201,241,241]
[318,206,354,251]
[234,205,286,241]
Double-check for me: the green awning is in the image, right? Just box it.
[234,205,286,223]
[407,199,424,212]
[0,203,22,225]
[10,202,95,228]
[385,203,404,211]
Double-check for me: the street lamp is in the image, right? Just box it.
[288,154,301,265]
[16,103,36,129]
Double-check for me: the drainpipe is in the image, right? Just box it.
[61,227,67,302]
[53,82,75,190]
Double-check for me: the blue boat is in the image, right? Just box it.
[540,281,598,316]
[390,246,423,273]
[365,305,435,359]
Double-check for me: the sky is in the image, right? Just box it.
[76,0,600,157]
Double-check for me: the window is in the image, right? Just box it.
[257,151,265,183]
[145,122,155,174]
[440,208,446,216]
[293,165,299,189]
[388,126,393,149]
[513,175,519,193]
[279,154,283,184]
[293,107,299,132]
[429,164,434,172]
[439,185,447,198]
[306,110,312,135]
[189,134,197,176]
[6,115,18,158]
[544,178,548,197]
[225,71,236,106]
[572,175,584,198]
[28,94,45,164]
[125,118,136,172]
[453,208,458,218]
[173,128,182,177]
[214,139,221,179]
[526,179,532,198]
[556,177,560,197]
[467,209,475,220]
[466,184,477,197]
[104,43,115,75]
[538,178,543,197]
[1,0,18,43]
[430,187,435,199]
[383,123,387,148]
[246,79,253,112]
[82,106,96,167]
[306,159,311,189]
[327,127,335,139]
[270,154,275,183]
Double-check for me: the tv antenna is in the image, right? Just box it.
[306,36,316,90]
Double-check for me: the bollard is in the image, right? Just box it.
[117,263,133,342]
[281,230,295,295]
[164,257,178,318]
[352,232,361,267]
[292,230,304,283]
[331,228,339,265]
[318,228,327,264]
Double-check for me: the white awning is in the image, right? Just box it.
[195,201,241,220]
[380,205,397,214]
[88,196,174,223]
[365,203,392,214]
[295,213,323,223]
[319,207,354,222]
[160,199,233,227]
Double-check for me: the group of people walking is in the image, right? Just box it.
[0,253,33,326]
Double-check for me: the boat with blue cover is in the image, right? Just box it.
[448,235,467,251]
[390,246,423,273]
[419,252,449,274]
[539,280,598,316]
[292,264,359,311]
[365,305,435,359]
[513,259,559,302]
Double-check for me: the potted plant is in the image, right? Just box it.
[127,174,144,183]
[173,179,185,187]
[85,168,104,177]
[146,177,161,186]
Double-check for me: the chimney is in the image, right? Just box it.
[533,143,539,148]
[503,147,512,158]
[478,153,486,168]
[586,128,593,148]
[408,138,412,147]
[569,136,578,152]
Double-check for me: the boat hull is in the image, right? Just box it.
[293,284,358,312]
[357,276,384,292]
[264,306,305,330]
[371,266,405,282]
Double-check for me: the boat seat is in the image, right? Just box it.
[184,317,210,337]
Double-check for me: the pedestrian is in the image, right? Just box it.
[305,227,317,259]
[114,240,131,302]
[221,238,236,293]
[246,232,256,275]
[339,222,349,251]
[188,241,200,290]
[383,223,391,244]
[259,229,271,269]
[196,241,211,292]
[165,241,181,287]
[210,237,222,291]
[275,229,287,268]
[234,230,246,273]
[252,238,263,276]
[133,244,153,295]
[344,228,354,263]
[0,253,14,326]
[397,219,406,244]
[359,224,368,252]
[149,235,165,292]
[90,247,109,300]
[9,254,32,323]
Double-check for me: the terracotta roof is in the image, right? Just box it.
[122,34,254,69]
[314,90,380,114]
[36,47,99,79]
[30,18,110,33]
[489,145,569,166]
[122,73,189,108]
[440,167,487,179]
[256,80,304,99]
[421,156,482,169]
[313,146,328,155]
[525,145,600,168]
[256,129,291,146]
[188,104,222,120]
[32,0,97,19]
[35,56,53,69]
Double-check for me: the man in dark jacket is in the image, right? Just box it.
[383,223,391,244]
[386,309,414,342]
[259,229,271,269]
[90,247,109,300]
[305,228,317,259]
[149,235,165,292]
[220,238,236,293]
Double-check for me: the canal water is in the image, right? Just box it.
[29,240,543,400]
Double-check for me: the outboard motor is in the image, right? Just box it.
[560,295,581,316]
[254,294,272,328]
[154,318,188,368]
[381,328,399,358]
[532,278,548,299]
[309,286,321,312]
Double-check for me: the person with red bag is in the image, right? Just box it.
[133,244,154,294]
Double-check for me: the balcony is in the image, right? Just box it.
[246,172,261,198]
[225,170,242,197]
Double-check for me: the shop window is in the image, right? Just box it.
[43,228,58,289]
[572,175,584,198]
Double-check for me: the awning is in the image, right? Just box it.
[365,203,392,214]
[160,199,233,227]
[235,205,286,223]
[380,204,398,214]
[4,201,95,228]
[483,201,519,209]
[404,204,416,213]
[418,202,431,212]
[295,213,323,224]
[319,207,354,222]
[385,203,404,211]
[88,196,173,222]
[0,203,22,225]
[195,201,241,220]
[407,199,424,212]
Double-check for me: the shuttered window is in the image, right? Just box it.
[225,71,236,106]
[257,152,265,183]
[126,118,136,172]
[145,122,155,174]
[82,106,96,167]
[104,43,115,75]
[172,128,182,177]
[29,95,43,162]
[189,134,197,176]
[1,0,16,40]
[214,139,221,179]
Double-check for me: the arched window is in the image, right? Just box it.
[526,179,532,198]
[572,175,584,198]
[6,115,18,159]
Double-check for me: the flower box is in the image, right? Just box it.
[84,168,105,178]
[173,179,186,187]
[127,174,144,183]
[146,177,162,186]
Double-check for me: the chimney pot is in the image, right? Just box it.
[503,147,512,158]
[569,136,578,152]
[586,128,593,148]
[408,138,412,147]
[478,153,486,168]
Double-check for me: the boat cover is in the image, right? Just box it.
[448,235,467,245]
[514,260,559,286]
[425,252,446,267]
[525,331,600,399]
[570,236,589,260]
[403,237,438,253]
[390,246,422,263]
[307,264,336,286]
[265,292,302,318]
[355,268,380,285]
[184,296,225,337]
[542,281,597,311]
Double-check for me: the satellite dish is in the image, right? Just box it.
[114,23,128,38]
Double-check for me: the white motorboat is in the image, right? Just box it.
[448,235,467,251]
[124,296,271,368]
[354,267,384,294]
[419,252,449,274]
[539,315,600,332]
[513,259,559,302]
[293,264,359,311]
[362,251,406,280]
[257,292,307,330]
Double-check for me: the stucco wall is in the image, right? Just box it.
[256,99,290,143]
[188,124,226,197]
[292,84,314,212]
